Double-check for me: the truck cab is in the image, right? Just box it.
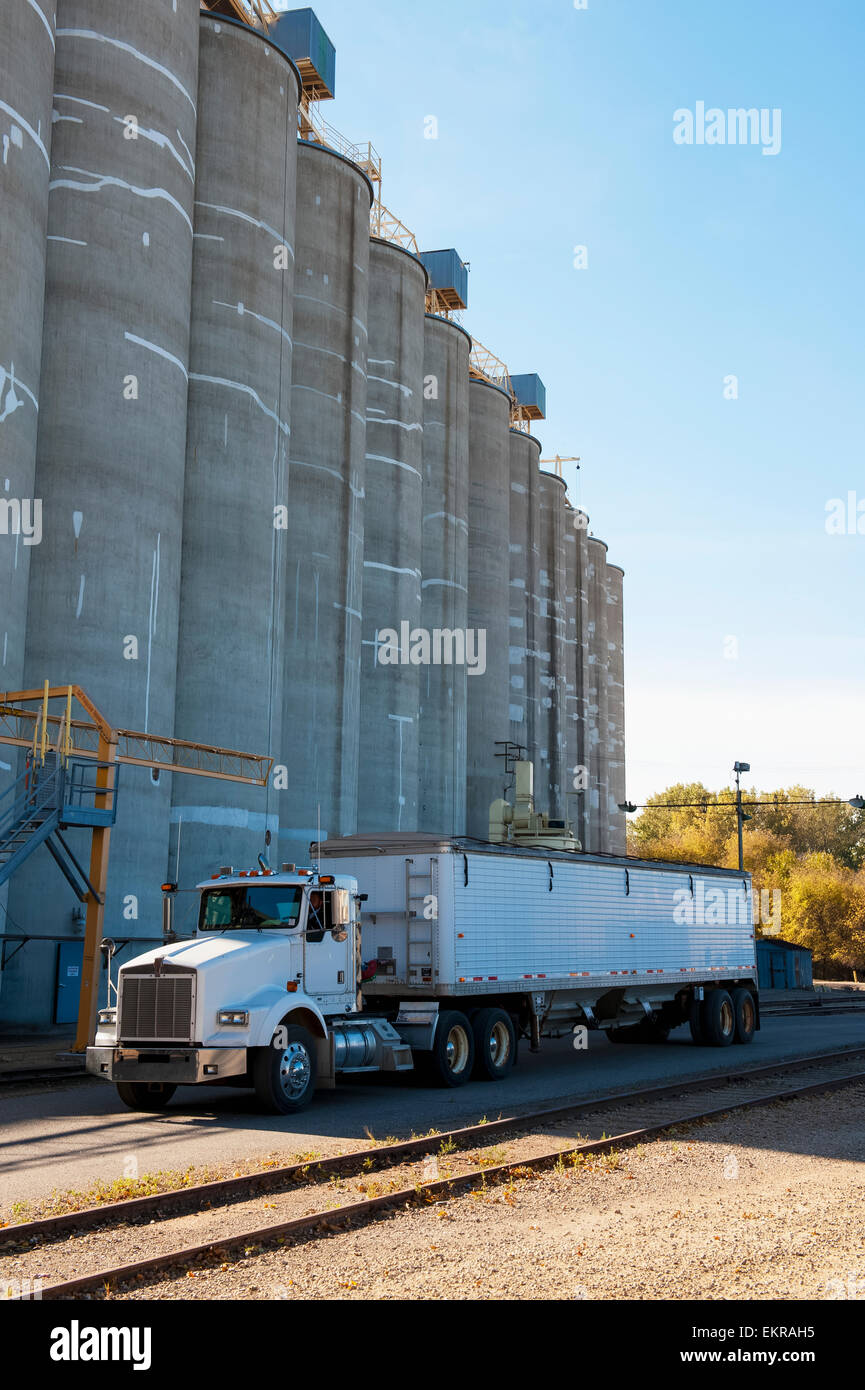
[86,866,412,1114]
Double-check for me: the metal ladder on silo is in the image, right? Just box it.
[404,857,437,984]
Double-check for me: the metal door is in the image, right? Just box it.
[302,890,352,1001]
[55,941,84,1024]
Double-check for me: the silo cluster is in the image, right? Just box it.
[0,1,626,1028]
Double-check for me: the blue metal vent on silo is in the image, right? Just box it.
[268,8,336,99]
[510,373,546,420]
[419,249,469,310]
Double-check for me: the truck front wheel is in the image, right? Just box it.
[253,1024,318,1113]
[115,1082,176,1112]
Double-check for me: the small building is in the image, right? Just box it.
[756,938,813,991]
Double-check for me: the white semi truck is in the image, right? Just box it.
[87,773,759,1114]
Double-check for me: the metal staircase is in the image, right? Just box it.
[0,753,119,893]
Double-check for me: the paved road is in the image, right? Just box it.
[3,1012,865,1212]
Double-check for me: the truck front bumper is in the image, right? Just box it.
[86,1046,248,1085]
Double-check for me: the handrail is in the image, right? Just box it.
[0,759,63,848]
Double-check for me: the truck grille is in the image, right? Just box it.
[119,971,194,1043]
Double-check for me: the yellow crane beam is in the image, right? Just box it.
[0,685,273,1050]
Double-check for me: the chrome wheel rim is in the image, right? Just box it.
[489,1020,511,1068]
[445,1024,470,1074]
[278,1042,311,1099]
[720,1000,735,1036]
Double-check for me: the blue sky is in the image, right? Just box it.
[278,0,865,805]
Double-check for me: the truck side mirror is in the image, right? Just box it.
[332,888,351,927]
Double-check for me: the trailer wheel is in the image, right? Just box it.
[702,989,736,1047]
[731,987,757,1045]
[253,1023,318,1113]
[471,1008,516,1081]
[115,1082,176,1112]
[427,1010,475,1087]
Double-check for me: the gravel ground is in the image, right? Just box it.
[9,1081,859,1302]
[3,1060,861,1294]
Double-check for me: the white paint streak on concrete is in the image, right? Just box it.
[47,235,87,245]
[111,116,194,180]
[56,29,197,112]
[288,458,343,484]
[52,166,193,234]
[364,452,422,479]
[294,339,346,364]
[422,578,468,592]
[75,574,85,618]
[0,363,38,421]
[169,806,280,832]
[144,534,160,732]
[194,199,287,246]
[367,373,413,398]
[364,561,422,577]
[213,300,292,349]
[124,332,188,378]
[26,0,55,48]
[423,511,469,531]
[189,372,290,435]
[54,94,110,113]
[0,99,50,168]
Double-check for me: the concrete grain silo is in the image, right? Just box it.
[357,239,426,833]
[417,313,470,835]
[507,431,541,752]
[466,378,511,839]
[0,0,56,706]
[171,13,300,899]
[606,561,626,855]
[537,472,568,817]
[6,0,200,1020]
[587,536,610,853]
[571,507,592,850]
[562,499,580,839]
[281,139,371,862]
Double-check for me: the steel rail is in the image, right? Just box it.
[11,1065,865,1301]
[4,1045,865,1252]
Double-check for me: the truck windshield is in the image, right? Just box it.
[199,886,304,931]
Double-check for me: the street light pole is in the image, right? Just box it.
[733,761,751,872]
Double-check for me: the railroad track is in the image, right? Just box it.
[4,1045,865,1301]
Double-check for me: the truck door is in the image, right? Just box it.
[302,889,352,1002]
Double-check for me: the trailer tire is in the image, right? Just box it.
[115,1082,176,1111]
[731,987,757,1045]
[471,1008,516,1081]
[426,1010,475,1087]
[702,989,736,1047]
[253,1023,318,1113]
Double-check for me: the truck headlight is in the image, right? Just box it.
[218,1010,249,1026]
[98,1008,117,1025]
